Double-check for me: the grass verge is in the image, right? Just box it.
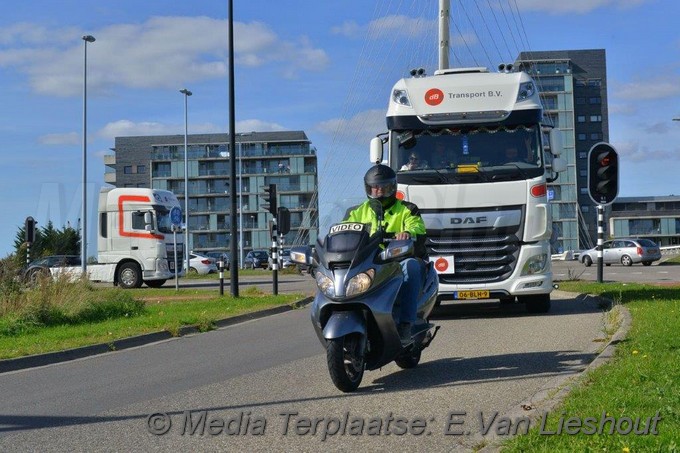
[501,281,679,452]
[0,280,302,360]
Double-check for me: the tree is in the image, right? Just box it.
[13,221,81,264]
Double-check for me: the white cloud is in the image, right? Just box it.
[614,76,680,101]
[316,109,385,144]
[38,132,79,145]
[614,139,679,162]
[0,16,329,97]
[98,118,286,139]
[236,119,286,133]
[608,103,637,115]
[332,15,436,40]
[644,122,671,134]
[515,0,649,14]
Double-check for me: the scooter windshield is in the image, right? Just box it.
[325,222,371,253]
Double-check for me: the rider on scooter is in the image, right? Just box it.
[345,164,427,344]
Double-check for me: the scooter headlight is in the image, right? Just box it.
[316,272,335,298]
[345,269,375,297]
[521,253,548,275]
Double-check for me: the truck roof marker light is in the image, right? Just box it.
[396,190,405,200]
[392,89,411,107]
[530,183,547,198]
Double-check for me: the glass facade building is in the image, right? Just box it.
[106,131,319,259]
[516,50,608,253]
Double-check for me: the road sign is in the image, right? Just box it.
[170,206,182,226]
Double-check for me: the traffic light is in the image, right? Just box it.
[261,183,277,215]
[25,216,36,244]
[277,207,290,235]
[587,143,619,205]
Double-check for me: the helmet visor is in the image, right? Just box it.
[365,181,396,199]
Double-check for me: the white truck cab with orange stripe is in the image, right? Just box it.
[370,67,566,313]
[85,188,183,288]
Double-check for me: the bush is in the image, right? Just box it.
[0,276,146,337]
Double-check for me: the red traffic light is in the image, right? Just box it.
[587,143,619,206]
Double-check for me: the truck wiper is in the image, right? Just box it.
[493,163,529,180]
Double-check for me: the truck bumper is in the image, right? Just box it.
[437,242,553,301]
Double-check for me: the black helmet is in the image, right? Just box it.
[364,164,397,208]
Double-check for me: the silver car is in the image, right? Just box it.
[580,238,661,267]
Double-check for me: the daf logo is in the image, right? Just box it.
[450,216,488,225]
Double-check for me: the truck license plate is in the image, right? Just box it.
[454,290,489,300]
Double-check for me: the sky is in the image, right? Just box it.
[1,0,679,258]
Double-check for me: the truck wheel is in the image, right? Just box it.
[118,262,142,289]
[144,279,166,288]
[520,294,551,314]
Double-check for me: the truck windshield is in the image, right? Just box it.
[155,207,174,234]
[391,125,544,183]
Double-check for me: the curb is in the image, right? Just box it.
[0,296,314,374]
[469,292,632,452]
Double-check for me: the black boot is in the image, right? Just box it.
[398,322,412,345]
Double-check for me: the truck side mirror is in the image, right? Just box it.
[143,211,155,233]
[549,129,564,156]
[370,137,383,164]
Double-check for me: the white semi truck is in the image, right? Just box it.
[52,188,184,288]
[370,66,566,313]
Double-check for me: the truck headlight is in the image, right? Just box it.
[345,269,375,297]
[516,81,535,101]
[521,253,547,275]
[316,272,334,298]
[392,89,412,107]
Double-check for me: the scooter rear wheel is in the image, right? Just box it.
[327,334,365,392]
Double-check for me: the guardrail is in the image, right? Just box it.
[660,245,680,255]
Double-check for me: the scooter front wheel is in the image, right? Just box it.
[327,334,365,392]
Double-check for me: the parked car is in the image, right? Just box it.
[268,249,294,270]
[205,251,230,270]
[188,253,218,274]
[244,250,269,269]
[580,238,661,267]
[23,255,81,282]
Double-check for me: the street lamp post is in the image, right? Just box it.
[180,88,192,273]
[81,34,95,275]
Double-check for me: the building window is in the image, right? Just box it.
[577,115,586,123]
[579,152,587,159]
[576,97,586,105]
[590,133,602,140]
[589,97,601,104]
[590,115,602,122]
[582,206,590,213]
[124,166,133,174]
[579,169,587,177]
[580,188,588,195]
[137,165,146,174]
[578,133,587,141]
[587,79,602,87]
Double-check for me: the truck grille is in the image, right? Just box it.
[168,250,183,274]
[426,231,521,284]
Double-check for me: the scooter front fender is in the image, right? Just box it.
[322,311,366,340]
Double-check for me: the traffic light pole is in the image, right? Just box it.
[597,205,604,283]
[271,222,278,295]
